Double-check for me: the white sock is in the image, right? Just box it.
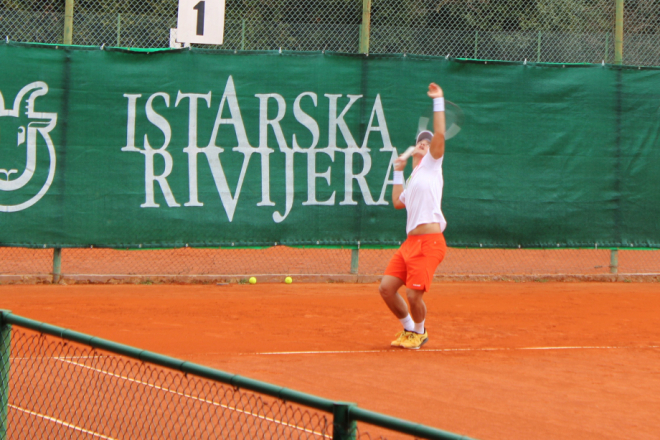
[399,315,415,332]
[414,320,425,334]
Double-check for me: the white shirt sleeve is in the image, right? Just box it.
[422,152,444,170]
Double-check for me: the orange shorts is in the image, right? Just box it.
[384,233,446,292]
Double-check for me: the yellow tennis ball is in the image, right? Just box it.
[285,277,292,284]
[249,277,257,284]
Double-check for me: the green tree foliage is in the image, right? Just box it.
[370,0,616,32]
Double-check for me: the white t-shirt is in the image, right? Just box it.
[398,153,447,235]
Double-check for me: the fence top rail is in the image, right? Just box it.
[4,40,660,70]
[0,310,476,440]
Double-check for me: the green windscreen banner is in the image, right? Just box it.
[0,43,659,248]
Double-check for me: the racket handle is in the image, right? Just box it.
[399,146,416,160]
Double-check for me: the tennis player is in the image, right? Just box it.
[379,82,447,350]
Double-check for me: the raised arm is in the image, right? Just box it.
[427,83,446,159]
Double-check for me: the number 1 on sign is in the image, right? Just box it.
[194,1,205,35]
[176,0,225,45]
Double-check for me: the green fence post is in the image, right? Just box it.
[241,19,246,50]
[350,249,359,274]
[473,30,478,59]
[537,31,541,62]
[358,0,371,54]
[610,249,619,274]
[614,0,623,64]
[53,248,62,283]
[333,402,357,440]
[117,13,121,47]
[605,32,610,62]
[0,311,12,440]
[63,0,74,45]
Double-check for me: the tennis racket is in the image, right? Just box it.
[417,100,464,140]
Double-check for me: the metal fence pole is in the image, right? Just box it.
[605,32,610,62]
[473,31,478,58]
[53,248,62,283]
[333,402,357,440]
[0,313,11,440]
[350,249,359,274]
[614,0,624,64]
[241,19,246,50]
[610,249,619,274]
[117,13,122,47]
[63,0,75,45]
[358,0,371,54]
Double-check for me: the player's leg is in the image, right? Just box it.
[380,245,410,318]
[399,287,429,349]
[399,233,446,349]
[406,288,427,333]
[379,275,408,318]
[380,275,415,347]
[381,247,416,346]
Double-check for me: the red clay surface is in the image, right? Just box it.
[1,282,659,440]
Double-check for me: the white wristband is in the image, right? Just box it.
[393,171,404,185]
[433,97,445,112]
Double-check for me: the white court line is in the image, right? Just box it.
[8,404,118,440]
[248,345,660,356]
[53,358,330,439]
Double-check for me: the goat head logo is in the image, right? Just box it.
[0,82,57,212]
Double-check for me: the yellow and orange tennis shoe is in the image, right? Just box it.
[391,330,411,347]
[400,330,429,349]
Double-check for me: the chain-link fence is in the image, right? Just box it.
[0,314,467,439]
[1,0,660,65]
[1,246,659,283]
[2,1,660,283]
[5,328,338,439]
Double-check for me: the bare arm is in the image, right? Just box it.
[391,157,406,209]
[427,83,446,159]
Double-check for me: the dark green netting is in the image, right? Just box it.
[1,43,659,249]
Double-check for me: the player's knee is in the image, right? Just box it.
[378,282,395,299]
[406,289,424,304]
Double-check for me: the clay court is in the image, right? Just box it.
[1,281,658,440]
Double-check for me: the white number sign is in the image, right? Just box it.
[176,0,226,45]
